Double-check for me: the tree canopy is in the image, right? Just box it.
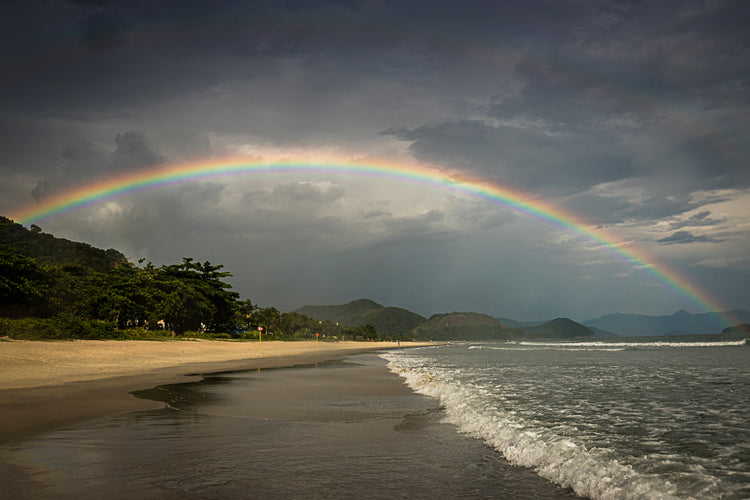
[0,217,383,341]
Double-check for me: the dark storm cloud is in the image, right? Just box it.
[0,2,632,117]
[2,0,749,318]
[560,191,720,226]
[657,230,725,245]
[77,11,131,50]
[485,2,750,192]
[381,1,750,225]
[386,120,637,194]
[31,131,163,201]
[111,131,164,170]
[0,2,276,115]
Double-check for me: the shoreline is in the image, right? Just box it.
[1,349,579,499]
[0,339,431,444]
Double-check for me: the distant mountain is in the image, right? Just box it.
[0,216,129,273]
[294,299,425,339]
[497,317,546,328]
[297,300,602,341]
[520,318,595,339]
[413,312,514,341]
[588,326,619,338]
[584,309,750,336]
[499,316,616,337]
[296,298,382,324]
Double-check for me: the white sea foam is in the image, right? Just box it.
[516,339,746,348]
[472,345,627,352]
[381,351,681,500]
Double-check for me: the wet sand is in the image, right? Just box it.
[0,339,425,444]
[0,353,578,499]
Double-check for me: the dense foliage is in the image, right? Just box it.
[411,312,517,341]
[1,217,601,341]
[0,218,380,341]
[0,216,129,272]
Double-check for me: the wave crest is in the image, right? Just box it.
[381,352,680,500]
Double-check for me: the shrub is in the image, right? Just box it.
[0,315,119,340]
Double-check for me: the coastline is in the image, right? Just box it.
[0,339,430,444]
[1,348,579,499]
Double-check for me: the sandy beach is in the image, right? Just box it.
[0,340,581,498]
[1,347,578,499]
[0,339,426,444]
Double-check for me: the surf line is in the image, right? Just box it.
[9,156,733,327]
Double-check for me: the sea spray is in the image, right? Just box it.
[382,349,682,500]
[515,339,746,348]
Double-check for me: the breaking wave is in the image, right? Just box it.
[382,351,687,500]
[514,339,746,348]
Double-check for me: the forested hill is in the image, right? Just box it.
[0,218,625,341]
[1,217,241,333]
[296,300,598,340]
[0,220,387,341]
[520,317,595,339]
[295,299,425,339]
[412,312,513,341]
[0,217,129,272]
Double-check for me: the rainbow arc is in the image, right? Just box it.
[9,156,733,327]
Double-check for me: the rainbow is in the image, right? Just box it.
[8,156,733,327]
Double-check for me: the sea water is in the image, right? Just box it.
[381,335,750,499]
[3,337,747,499]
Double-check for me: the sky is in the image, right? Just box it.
[1,0,749,322]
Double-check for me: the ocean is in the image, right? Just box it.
[382,335,750,499]
[2,336,748,499]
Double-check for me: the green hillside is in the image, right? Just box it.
[0,217,242,336]
[412,312,516,341]
[295,299,425,339]
[0,217,129,273]
[0,216,612,342]
[296,300,599,341]
[296,299,383,325]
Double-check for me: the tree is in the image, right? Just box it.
[234,299,257,330]
[159,258,239,332]
[155,279,215,334]
[85,267,152,329]
[253,307,281,336]
[0,248,45,317]
[279,311,317,338]
[359,324,378,341]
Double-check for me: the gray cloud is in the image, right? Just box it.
[386,119,638,196]
[111,131,164,170]
[77,11,131,50]
[2,0,749,319]
[271,181,345,204]
[657,230,725,245]
[668,211,725,230]
[31,131,163,201]
[560,189,711,226]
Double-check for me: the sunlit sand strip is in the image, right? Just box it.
[0,339,430,390]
